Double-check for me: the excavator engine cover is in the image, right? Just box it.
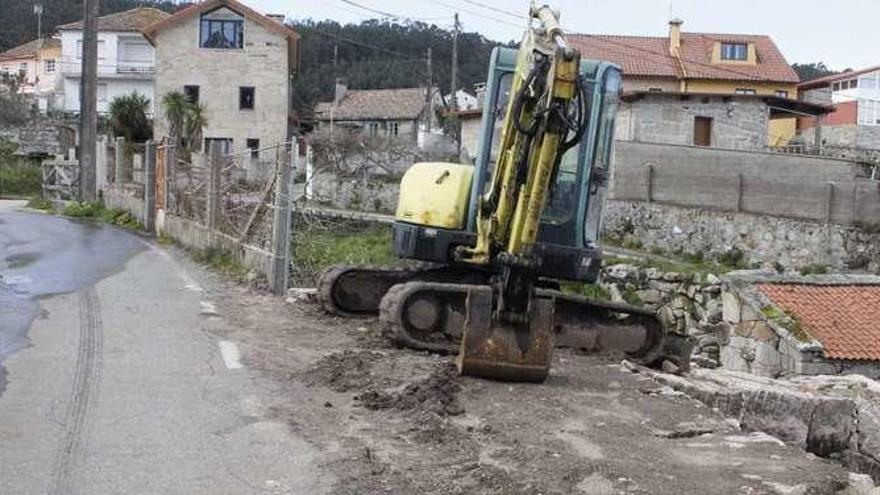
[457,286,556,382]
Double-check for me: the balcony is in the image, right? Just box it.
[60,59,155,79]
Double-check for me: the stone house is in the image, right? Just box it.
[798,66,880,149]
[615,91,829,151]
[568,19,803,146]
[720,271,880,379]
[57,7,169,115]
[0,37,62,112]
[314,82,433,143]
[143,0,300,154]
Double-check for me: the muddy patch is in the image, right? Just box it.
[356,363,464,416]
[304,350,392,392]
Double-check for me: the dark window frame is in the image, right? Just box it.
[239,86,255,110]
[246,138,260,157]
[199,16,244,49]
[184,85,200,104]
[720,42,748,61]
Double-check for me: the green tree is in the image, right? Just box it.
[791,62,839,82]
[161,91,208,157]
[108,92,153,143]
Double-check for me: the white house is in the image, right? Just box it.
[143,0,300,154]
[56,7,170,115]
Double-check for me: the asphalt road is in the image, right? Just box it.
[0,201,333,494]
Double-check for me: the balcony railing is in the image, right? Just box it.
[59,60,155,77]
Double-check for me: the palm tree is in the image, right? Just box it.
[162,91,189,149]
[109,92,152,143]
[184,103,208,154]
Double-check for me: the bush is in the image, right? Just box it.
[0,161,42,196]
[62,201,104,218]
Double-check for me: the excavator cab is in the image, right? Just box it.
[393,46,623,285]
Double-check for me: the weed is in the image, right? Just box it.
[62,201,105,218]
[561,282,611,301]
[622,289,644,307]
[717,247,748,270]
[26,196,54,211]
[799,263,829,276]
[193,246,248,279]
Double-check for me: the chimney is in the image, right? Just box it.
[669,18,683,56]
[266,14,286,24]
[334,78,347,105]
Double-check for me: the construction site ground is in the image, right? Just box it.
[214,276,862,495]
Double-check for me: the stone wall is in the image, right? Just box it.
[0,118,75,157]
[604,199,880,273]
[615,93,769,151]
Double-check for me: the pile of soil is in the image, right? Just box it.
[303,350,388,392]
[356,363,464,416]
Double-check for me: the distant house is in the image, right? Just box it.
[569,19,805,146]
[445,89,479,111]
[0,37,62,112]
[798,67,880,149]
[143,0,300,154]
[314,81,433,142]
[57,7,169,115]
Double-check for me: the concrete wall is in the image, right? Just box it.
[104,184,146,225]
[615,94,770,151]
[153,13,290,154]
[604,199,880,272]
[611,140,880,225]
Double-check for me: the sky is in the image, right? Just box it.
[246,0,879,71]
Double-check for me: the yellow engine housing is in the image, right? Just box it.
[395,162,474,229]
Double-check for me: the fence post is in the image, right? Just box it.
[734,173,744,213]
[206,142,221,231]
[269,142,295,295]
[824,182,834,223]
[144,140,157,233]
[95,135,106,197]
[165,145,175,213]
[643,163,654,202]
[305,143,314,202]
[114,136,125,185]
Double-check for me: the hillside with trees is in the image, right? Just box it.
[0,0,188,52]
[289,19,501,119]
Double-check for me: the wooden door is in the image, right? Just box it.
[694,116,712,147]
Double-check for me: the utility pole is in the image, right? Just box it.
[79,0,99,201]
[425,47,433,131]
[451,13,461,156]
[34,4,44,40]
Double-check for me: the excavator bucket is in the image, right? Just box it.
[457,286,556,382]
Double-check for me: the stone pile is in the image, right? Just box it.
[600,263,724,367]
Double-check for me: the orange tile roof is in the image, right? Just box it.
[569,33,799,84]
[757,284,880,361]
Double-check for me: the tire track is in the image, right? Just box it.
[51,287,103,495]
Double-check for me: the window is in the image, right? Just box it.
[842,80,850,90]
[18,63,27,77]
[76,39,106,59]
[246,139,260,157]
[833,82,841,91]
[45,59,55,73]
[851,79,858,88]
[200,10,244,49]
[775,90,789,98]
[120,41,152,63]
[735,88,757,95]
[721,42,748,61]
[239,86,255,110]
[204,137,233,154]
[367,122,379,136]
[388,122,399,136]
[694,116,712,147]
[184,85,200,104]
[648,87,663,92]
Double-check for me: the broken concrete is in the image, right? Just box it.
[627,363,880,485]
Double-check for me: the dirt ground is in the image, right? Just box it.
[207,278,857,495]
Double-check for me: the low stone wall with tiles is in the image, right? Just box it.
[604,199,880,273]
[719,271,880,379]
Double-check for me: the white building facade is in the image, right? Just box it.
[56,8,170,115]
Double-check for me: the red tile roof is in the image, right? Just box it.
[569,33,799,84]
[757,284,880,361]
[57,7,170,32]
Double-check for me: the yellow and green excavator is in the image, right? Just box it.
[318,5,692,382]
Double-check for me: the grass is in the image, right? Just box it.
[0,160,41,197]
[192,246,250,280]
[26,196,54,211]
[561,282,611,301]
[799,263,829,276]
[57,201,143,231]
[761,305,812,342]
[291,224,398,285]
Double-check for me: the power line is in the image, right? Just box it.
[419,0,523,29]
[457,0,523,20]
[307,26,414,59]
[337,0,452,23]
